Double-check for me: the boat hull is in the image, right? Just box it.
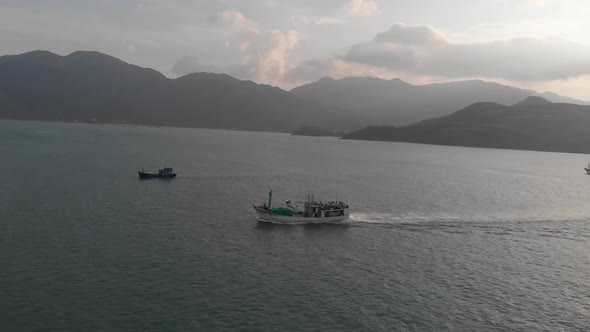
[255,207,349,224]
[138,171,177,179]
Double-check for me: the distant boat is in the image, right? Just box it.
[138,167,177,179]
[585,164,590,175]
[254,191,349,224]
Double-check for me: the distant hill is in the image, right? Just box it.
[343,96,590,154]
[290,76,587,126]
[0,51,362,132]
[291,127,344,137]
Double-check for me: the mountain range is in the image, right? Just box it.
[291,76,586,126]
[0,50,361,132]
[343,96,590,154]
[1,50,588,145]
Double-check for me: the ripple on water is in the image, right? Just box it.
[3,122,590,331]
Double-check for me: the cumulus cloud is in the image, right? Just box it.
[282,22,590,92]
[328,23,590,82]
[254,30,301,85]
[222,10,259,36]
[373,24,448,46]
[174,10,301,85]
[221,10,260,51]
[220,11,301,85]
[345,0,380,17]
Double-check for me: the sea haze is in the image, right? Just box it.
[2,120,590,331]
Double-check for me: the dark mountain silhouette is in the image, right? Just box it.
[512,95,551,107]
[290,76,587,126]
[343,97,590,154]
[0,51,362,132]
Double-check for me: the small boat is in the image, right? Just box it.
[585,163,590,175]
[138,167,177,179]
[254,191,349,224]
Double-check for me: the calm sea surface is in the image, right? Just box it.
[2,120,590,331]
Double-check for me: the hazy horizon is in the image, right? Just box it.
[2,0,590,99]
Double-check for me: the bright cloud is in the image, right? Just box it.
[346,0,380,17]
[219,11,302,85]
[174,10,301,86]
[255,30,301,85]
[343,24,590,81]
[285,23,590,88]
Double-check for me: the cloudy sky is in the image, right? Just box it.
[2,0,590,99]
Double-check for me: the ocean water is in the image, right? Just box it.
[2,120,590,331]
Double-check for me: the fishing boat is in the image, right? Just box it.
[254,191,349,224]
[138,167,177,179]
[585,163,590,175]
